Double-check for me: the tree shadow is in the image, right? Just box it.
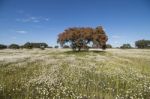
[64,49,106,55]
[90,50,106,53]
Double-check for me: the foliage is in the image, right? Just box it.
[0,44,7,49]
[120,44,132,49]
[9,44,20,49]
[23,42,48,49]
[135,39,150,49]
[57,26,108,51]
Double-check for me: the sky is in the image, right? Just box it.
[0,0,150,47]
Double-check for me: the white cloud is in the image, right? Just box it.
[16,17,39,23]
[16,30,27,34]
[16,16,50,23]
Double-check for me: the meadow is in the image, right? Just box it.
[0,48,150,99]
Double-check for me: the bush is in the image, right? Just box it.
[9,44,20,49]
[0,44,7,49]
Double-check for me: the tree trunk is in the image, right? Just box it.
[78,47,81,51]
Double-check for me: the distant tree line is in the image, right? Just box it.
[23,42,48,49]
[119,40,150,49]
[0,40,150,50]
[0,42,49,50]
[0,43,114,50]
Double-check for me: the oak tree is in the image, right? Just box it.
[57,26,108,51]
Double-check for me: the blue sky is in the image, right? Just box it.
[0,0,150,47]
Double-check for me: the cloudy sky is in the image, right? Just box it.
[0,0,150,47]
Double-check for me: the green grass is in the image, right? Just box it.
[0,49,150,99]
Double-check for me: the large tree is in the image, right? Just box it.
[57,26,108,51]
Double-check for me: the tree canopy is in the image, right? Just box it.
[57,26,108,51]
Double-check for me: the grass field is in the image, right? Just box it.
[0,49,150,99]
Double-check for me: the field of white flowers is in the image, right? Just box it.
[0,48,150,99]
